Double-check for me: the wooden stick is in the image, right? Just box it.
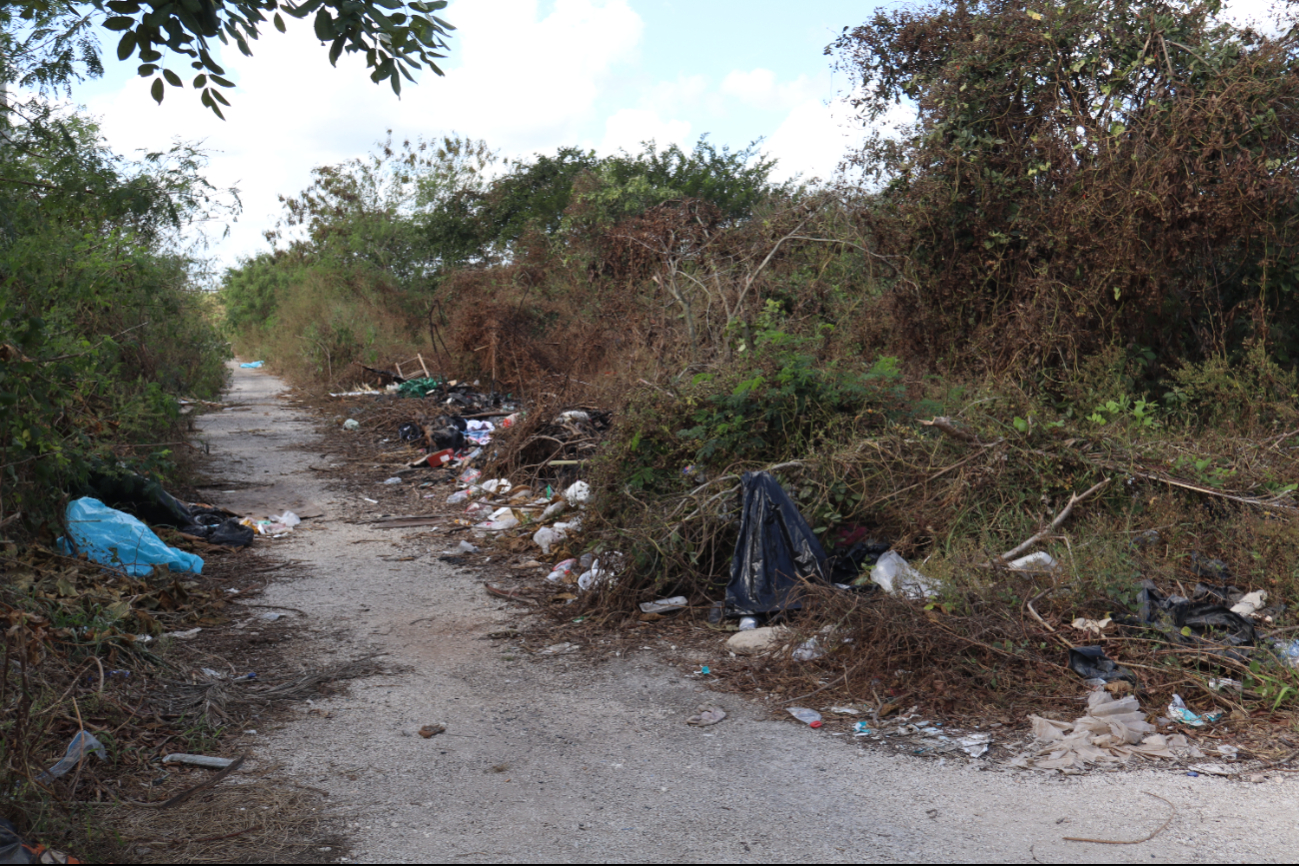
[1064,792,1175,844]
[125,752,248,809]
[418,353,431,379]
[997,477,1111,563]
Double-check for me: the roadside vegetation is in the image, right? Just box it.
[225,0,1299,727]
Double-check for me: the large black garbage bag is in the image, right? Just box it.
[725,472,829,616]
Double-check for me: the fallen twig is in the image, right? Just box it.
[125,752,248,809]
[994,477,1111,564]
[1064,791,1174,844]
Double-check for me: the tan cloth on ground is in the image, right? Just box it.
[1008,690,1203,771]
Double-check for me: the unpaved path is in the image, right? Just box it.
[197,363,1299,864]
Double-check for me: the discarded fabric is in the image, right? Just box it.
[726,472,829,616]
[1009,690,1202,771]
[58,498,203,577]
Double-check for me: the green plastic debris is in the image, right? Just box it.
[396,377,444,398]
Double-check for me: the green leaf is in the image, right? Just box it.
[137,62,157,76]
[210,74,235,88]
[104,15,136,31]
[116,30,137,61]
[314,8,335,41]
[274,12,286,32]
[329,36,345,65]
[192,73,208,88]
[162,68,182,87]
[106,0,141,11]
[150,77,164,104]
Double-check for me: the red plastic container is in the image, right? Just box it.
[426,449,454,467]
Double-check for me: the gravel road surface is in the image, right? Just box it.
[197,363,1299,864]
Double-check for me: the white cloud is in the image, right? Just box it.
[763,95,915,185]
[599,107,692,154]
[720,68,818,111]
[83,0,645,266]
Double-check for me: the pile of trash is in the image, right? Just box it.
[501,408,613,474]
[396,410,523,469]
[438,466,619,593]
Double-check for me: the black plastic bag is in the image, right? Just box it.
[828,539,889,584]
[725,472,828,616]
[187,517,255,548]
[1068,646,1136,683]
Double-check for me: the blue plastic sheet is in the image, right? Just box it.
[239,360,264,369]
[58,497,204,577]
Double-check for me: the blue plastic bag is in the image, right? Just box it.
[58,497,203,577]
[239,360,264,369]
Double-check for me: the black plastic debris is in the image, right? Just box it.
[829,539,890,584]
[1190,552,1233,582]
[1127,580,1256,657]
[725,472,829,616]
[185,517,255,547]
[398,421,423,443]
[1068,646,1136,683]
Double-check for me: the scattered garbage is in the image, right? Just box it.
[786,707,823,727]
[564,480,592,506]
[1007,551,1059,572]
[533,525,567,555]
[418,724,446,738]
[576,559,613,592]
[165,627,201,640]
[1070,617,1112,635]
[639,596,688,614]
[383,477,403,485]
[447,487,479,505]
[1208,677,1242,692]
[853,721,872,735]
[475,507,520,531]
[738,616,759,630]
[546,558,577,582]
[1167,694,1223,727]
[343,418,360,431]
[1009,690,1203,771]
[1132,580,1257,656]
[239,360,264,368]
[870,550,938,599]
[828,705,860,715]
[1231,590,1268,618]
[726,626,787,655]
[726,472,829,617]
[458,468,483,485]
[458,540,480,554]
[58,498,203,577]
[161,753,236,769]
[0,817,79,865]
[686,705,727,726]
[1067,646,1135,684]
[36,730,106,782]
[82,467,253,547]
[791,637,825,661]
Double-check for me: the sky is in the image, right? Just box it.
[69,0,1279,269]
[71,0,882,268]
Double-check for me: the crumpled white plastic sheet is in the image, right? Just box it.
[1008,690,1203,771]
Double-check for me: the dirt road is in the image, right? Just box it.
[197,363,1299,864]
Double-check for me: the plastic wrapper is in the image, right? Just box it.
[725,472,828,616]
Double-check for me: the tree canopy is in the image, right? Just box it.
[4,0,454,118]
